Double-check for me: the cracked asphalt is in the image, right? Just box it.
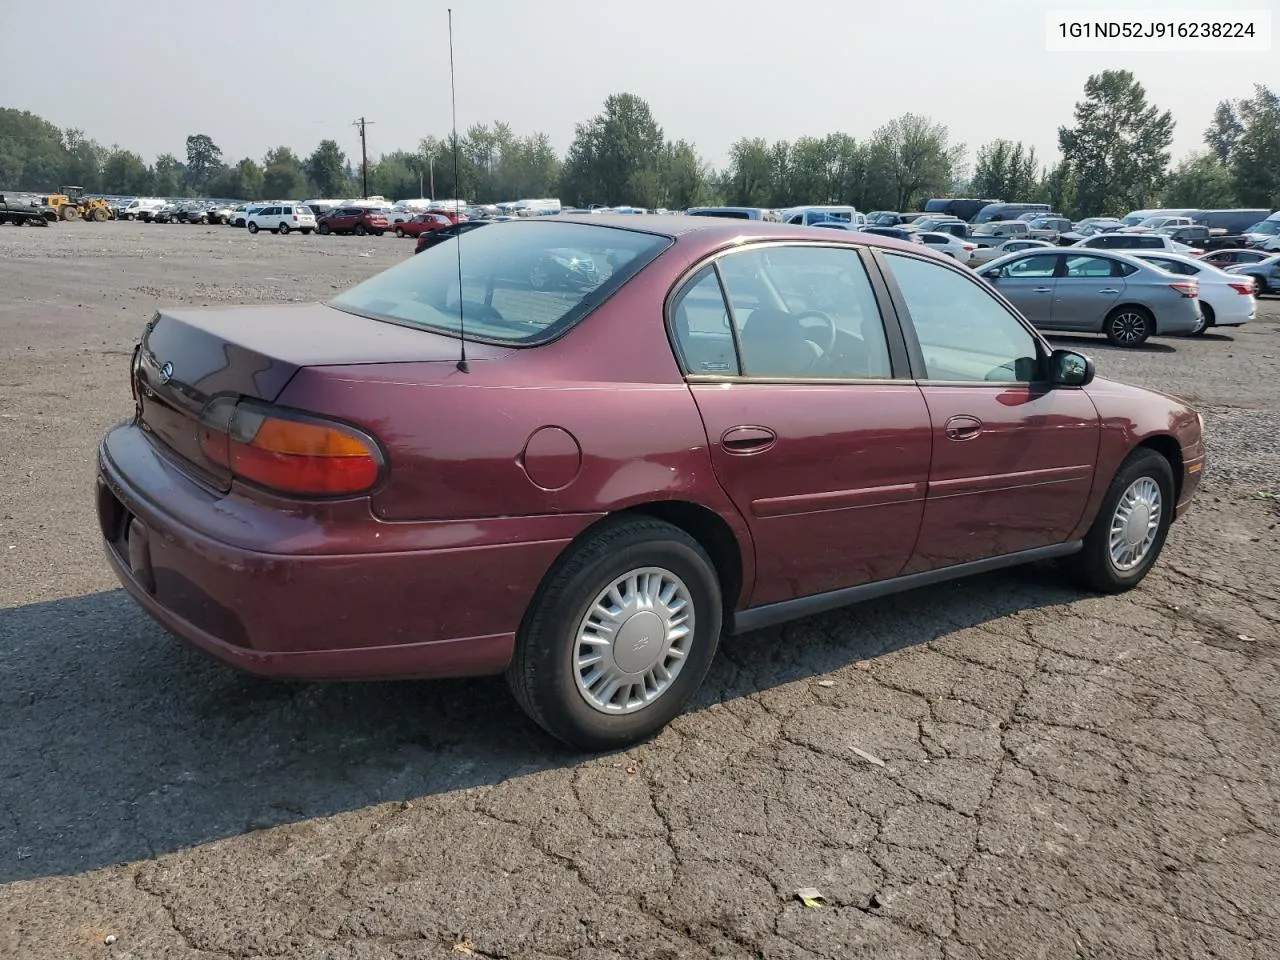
[1,222,1277,959]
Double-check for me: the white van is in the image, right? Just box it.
[782,205,868,228]
[118,197,166,221]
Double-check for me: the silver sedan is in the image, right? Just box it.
[975,248,1203,347]
[968,237,1057,266]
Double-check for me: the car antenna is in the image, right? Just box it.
[448,7,468,373]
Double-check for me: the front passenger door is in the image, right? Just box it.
[987,253,1060,324]
[877,251,1099,572]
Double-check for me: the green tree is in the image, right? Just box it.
[304,139,349,196]
[970,140,1040,201]
[261,146,308,199]
[208,158,264,200]
[0,108,69,190]
[184,134,223,192]
[1163,152,1236,208]
[665,140,709,210]
[151,154,183,196]
[725,137,775,207]
[1230,84,1280,207]
[62,128,104,190]
[1034,161,1078,217]
[101,149,150,194]
[868,114,962,211]
[1058,69,1174,216]
[371,150,428,200]
[560,93,667,206]
[1204,100,1244,164]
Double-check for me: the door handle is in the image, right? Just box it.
[944,415,983,441]
[1033,286,1052,293]
[1098,288,1120,294]
[721,425,777,454]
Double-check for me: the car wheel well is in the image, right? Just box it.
[604,501,744,612]
[1136,434,1183,503]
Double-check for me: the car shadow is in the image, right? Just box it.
[0,566,1078,883]
[1045,334,1178,354]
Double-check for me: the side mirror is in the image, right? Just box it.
[1050,348,1094,387]
[985,267,1002,280]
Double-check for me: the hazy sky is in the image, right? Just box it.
[1,0,1275,175]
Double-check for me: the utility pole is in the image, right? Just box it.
[352,117,374,198]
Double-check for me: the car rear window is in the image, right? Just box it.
[330,221,672,345]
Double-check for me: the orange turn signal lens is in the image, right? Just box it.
[200,399,383,497]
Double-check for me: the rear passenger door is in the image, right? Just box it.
[671,243,932,605]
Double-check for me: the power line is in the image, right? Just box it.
[352,117,375,198]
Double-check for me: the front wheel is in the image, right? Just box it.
[1104,306,1153,347]
[395,227,405,238]
[1063,448,1175,593]
[506,518,723,750]
[247,222,259,234]
[318,223,330,235]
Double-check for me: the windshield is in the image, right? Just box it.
[330,221,672,345]
[1121,214,1147,226]
[1246,220,1280,236]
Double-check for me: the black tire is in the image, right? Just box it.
[1104,305,1153,347]
[300,228,312,235]
[247,222,259,234]
[375,230,385,236]
[1062,448,1175,594]
[1254,276,1268,297]
[278,223,290,235]
[395,227,405,238]
[1190,303,1212,336]
[355,224,367,236]
[506,518,723,750]
[124,213,135,221]
[319,223,330,235]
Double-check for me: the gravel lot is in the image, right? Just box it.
[1,221,1277,960]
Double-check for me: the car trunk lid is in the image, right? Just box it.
[135,302,509,491]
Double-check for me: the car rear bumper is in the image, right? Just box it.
[97,422,590,680]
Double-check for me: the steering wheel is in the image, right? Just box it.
[791,310,839,356]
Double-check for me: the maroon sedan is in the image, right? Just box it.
[98,217,1205,748]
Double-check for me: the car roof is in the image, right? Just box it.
[530,214,935,258]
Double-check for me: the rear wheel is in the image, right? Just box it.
[1190,303,1212,336]
[300,228,312,235]
[1063,448,1174,593]
[355,224,367,236]
[1255,276,1268,297]
[1104,306,1153,347]
[506,518,723,750]
[91,207,108,222]
[278,223,290,235]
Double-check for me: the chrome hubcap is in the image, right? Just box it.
[1109,477,1162,571]
[573,567,694,715]
[1112,313,1147,344]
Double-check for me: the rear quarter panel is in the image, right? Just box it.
[275,232,758,587]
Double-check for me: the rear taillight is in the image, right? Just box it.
[1228,282,1254,296]
[198,399,383,497]
[963,243,976,251]
[1169,281,1199,298]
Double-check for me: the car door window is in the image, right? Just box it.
[1003,254,1058,278]
[1063,255,1116,278]
[714,245,893,379]
[885,253,1041,384]
[671,267,738,375]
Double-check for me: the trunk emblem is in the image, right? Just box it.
[158,361,174,384]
